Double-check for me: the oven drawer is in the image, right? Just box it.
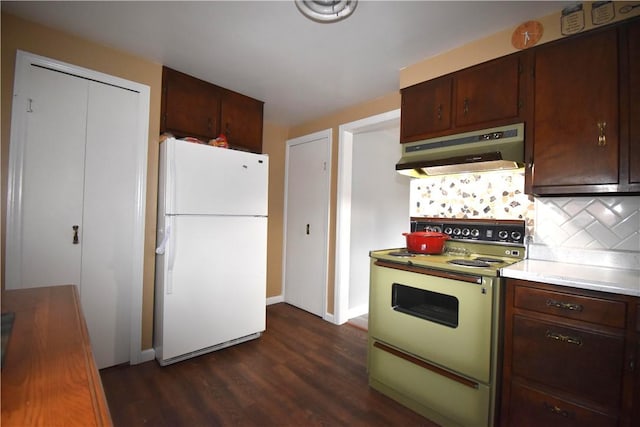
[507,381,618,427]
[369,261,496,383]
[369,340,492,427]
[512,315,625,408]
[514,284,626,328]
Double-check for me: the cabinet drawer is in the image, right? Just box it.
[514,285,626,328]
[369,341,491,427]
[512,315,625,408]
[508,382,618,427]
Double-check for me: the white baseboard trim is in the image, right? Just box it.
[324,312,337,324]
[136,348,155,364]
[267,295,284,305]
[348,304,368,320]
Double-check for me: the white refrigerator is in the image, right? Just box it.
[154,138,268,365]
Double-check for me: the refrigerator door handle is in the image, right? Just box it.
[155,219,176,295]
[166,218,176,295]
[155,224,171,255]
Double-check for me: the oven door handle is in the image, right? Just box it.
[373,341,480,389]
[374,260,483,284]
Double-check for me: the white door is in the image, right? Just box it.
[16,65,87,288]
[6,52,149,369]
[80,81,140,368]
[283,130,331,317]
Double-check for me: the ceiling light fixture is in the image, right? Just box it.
[295,0,358,23]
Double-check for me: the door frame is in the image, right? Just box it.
[5,50,150,365]
[282,129,332,320]
[334,109,400,325]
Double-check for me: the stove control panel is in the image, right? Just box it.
[411,218,526,244]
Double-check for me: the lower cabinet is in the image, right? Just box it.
[635,304,640,422]
[501,279,639,426]
[508,382,618,427]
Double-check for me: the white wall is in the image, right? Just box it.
[349,126,410,313]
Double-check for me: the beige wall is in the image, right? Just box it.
[0,12,290,351]
[3,3,635,344]
[288,92,401,313]
[285,2,640,316]
[1,13,162,349]
[400,2,639,88]
[262,121,288,299]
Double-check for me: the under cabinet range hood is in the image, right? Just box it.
[396,123,525,177]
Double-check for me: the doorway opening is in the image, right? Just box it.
[334,110,410,325]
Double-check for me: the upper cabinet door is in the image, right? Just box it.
[221,90,264,154]
[162,67,221,140]
[454,55,521,128]
[161,66,264,153]
[532,27,619,189]
[399,54,523,143]
[400,76,452,142]
[628,20,640,185]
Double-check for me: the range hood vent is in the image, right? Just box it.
[396,123,525,177]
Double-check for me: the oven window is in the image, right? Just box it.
[391,283,459,328]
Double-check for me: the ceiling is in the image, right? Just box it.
[1,1,567,127]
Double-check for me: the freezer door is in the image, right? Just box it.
[156,215,267,362]
[161,139,268,216]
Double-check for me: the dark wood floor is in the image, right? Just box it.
[100,303,438,426]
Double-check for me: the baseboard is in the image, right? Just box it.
[266,295,284,305]
[136,348,155,364]
[348,304,368,320]
[324,312,335,324]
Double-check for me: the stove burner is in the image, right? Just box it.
[448,259,491,268]
[474,257,504,264]
[388,250,415,257]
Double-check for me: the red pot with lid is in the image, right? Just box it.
[402,231,450,254]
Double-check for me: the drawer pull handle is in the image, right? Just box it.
[545,330,583,346]
[546,298,583,312]
[373,341,479,389]
[543,402,573,418]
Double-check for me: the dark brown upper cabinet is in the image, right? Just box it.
[400,54,524,143]
[400,76,453,141]
[220,89,264,154]
[526,18,640,195]
[454,55,521,128]
[161,66,264,153]
[628,20,640,186]
[161,67,220,140]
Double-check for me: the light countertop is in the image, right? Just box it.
[501,259,640,297]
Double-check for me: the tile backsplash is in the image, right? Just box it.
[410,170,535,226]
[534,196,640,252]
[410,171,640,269]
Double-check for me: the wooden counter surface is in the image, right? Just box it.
[1,285,112,426]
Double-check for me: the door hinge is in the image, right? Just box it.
[323,161,327,171]
[27,98,34,113]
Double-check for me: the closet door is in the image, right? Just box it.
[13,65,88,288]
[82,82,140,368]
[6,54,148,369]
